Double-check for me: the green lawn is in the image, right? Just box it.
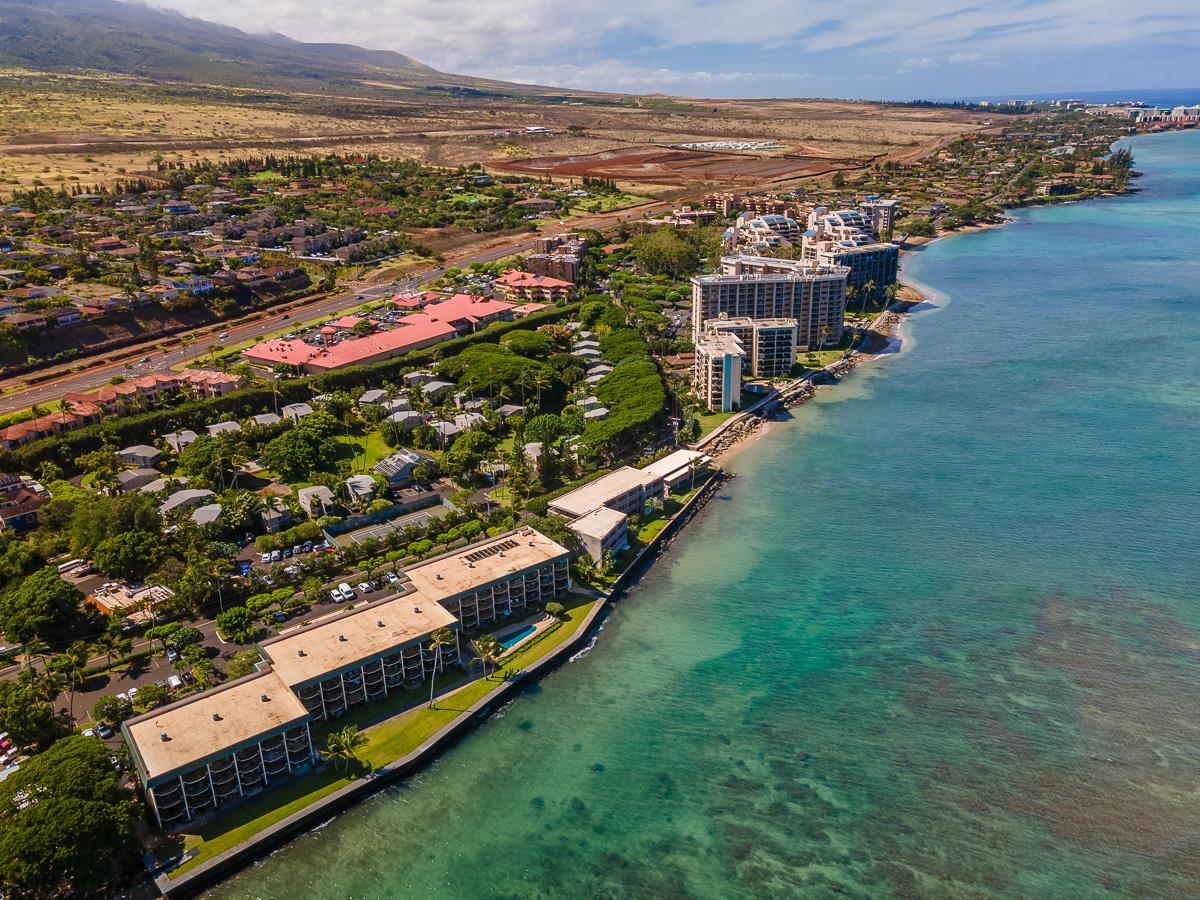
[336,430,392,472]
[696,410,737,438]
[169,593,600,876]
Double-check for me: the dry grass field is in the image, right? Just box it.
[0,69,988,198]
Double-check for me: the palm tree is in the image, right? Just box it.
[323,724,368,772]
[862,279,876,312]
[93,632,121,669]
[23,637,49,673]
[473,634,502,679]
[426,627,456,709]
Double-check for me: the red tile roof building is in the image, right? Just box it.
[492,271,573,303]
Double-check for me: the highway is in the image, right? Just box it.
[0,200,675,414]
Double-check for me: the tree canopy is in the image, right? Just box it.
[0,567,82,645]
[0,735,140,898]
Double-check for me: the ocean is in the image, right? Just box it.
[207,129,1200,899]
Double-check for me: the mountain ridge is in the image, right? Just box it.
[0,0,446,90]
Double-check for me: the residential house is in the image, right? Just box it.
[297,485,337,517]
[118,445,164,468]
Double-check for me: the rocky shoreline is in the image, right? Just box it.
[700,296,921,464]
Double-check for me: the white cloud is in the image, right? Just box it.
[136,0,1200,89]
[479,59,814,94]
[897,57,936,74]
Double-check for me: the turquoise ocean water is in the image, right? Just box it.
[209,131,1200,899]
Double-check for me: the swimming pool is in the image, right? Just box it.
[497,624,536,649]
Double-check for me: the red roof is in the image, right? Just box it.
[244,317,457,371]
[331,315,365,330]
[422,293,515,323]
[391,290,442,309]
[494,271,573,290]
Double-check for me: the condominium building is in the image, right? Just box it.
[694,331,744,412]
[691,256,849,350]
[549,467,665,520]
[860,196,900,238]
[123,528,571,828]
[802,206,899,303]
[402,528,571,632]
[705,315,797,378]
[124,670,316,829]
[260,592,460,722]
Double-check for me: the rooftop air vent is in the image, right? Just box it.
[338,634,347,642]
[298,649,306,657]
[377,620,385,627]
[211,713,222,721]
[159,732,170,742]
[413,606,422,613]
[436,574,443,580]
[260,693,270,702]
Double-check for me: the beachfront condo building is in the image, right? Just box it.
[691,256,849,350]
[694,331,745,412]
[801,208,900,304]
[123,528,571,828]
[704,315,798,379]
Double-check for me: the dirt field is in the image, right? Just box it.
[491,145,858,187]
[0,69,989,197]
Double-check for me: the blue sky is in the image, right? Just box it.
[146,0,1200,98]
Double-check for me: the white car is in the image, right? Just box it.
[385,571,400,585]
[330,590,343,603]
[261,552,272,564]
[338,583,355,601]
[357,582,372,594]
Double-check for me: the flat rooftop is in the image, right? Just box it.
[125,670,309,785]
[548,467,660,519]
[403,528,569,603]
[641,449,708,481]
[262,592,458,689]
[569,505,627,540]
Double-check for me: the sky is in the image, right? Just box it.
[142,0,1200,99]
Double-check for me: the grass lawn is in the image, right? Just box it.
[169,593,600,876]
[568,193,652,215]
[336,430,392,472]
[696,410,737,439]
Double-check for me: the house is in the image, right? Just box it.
[0,474,48,532]
[297,485,337,517]
[429,420,461,443]
[344,474,377,504]
[206,421,242,437]
[3,312,48,332]
[49,307,82,327]
[403,371,434,388]
[373,449,436,487]
[163,275,214,295]
[385,410,423,431]
[280,402,314,422]
[420,380,456,401]
[251,412,282,427]
[261,502,291,534]
[115,468,161,493]
[358,389,387,406]
[138,476,183,495]
[160,488,217,516]
[163,430,199,453]
[496,404,526,419]
[190,503,223,526]
[118,445,163,468]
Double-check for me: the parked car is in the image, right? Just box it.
[181,672,195,685]
[261,552,272,564]
[368,579,382,591]
[272,611,286,624]
[357,582,373,594]
[270,549,282,563]
[82,728,95,738]
[292,544,302,557]
[166,646,179,663]
[337,583,355,601]
[166,675,183,692]
[330,589,343,603]
[302,540,314,553]
[282,548,292,559]
[218,332,229,339]
[127,686,139,701]
[95,722,113,739]
[385,571,400,585]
